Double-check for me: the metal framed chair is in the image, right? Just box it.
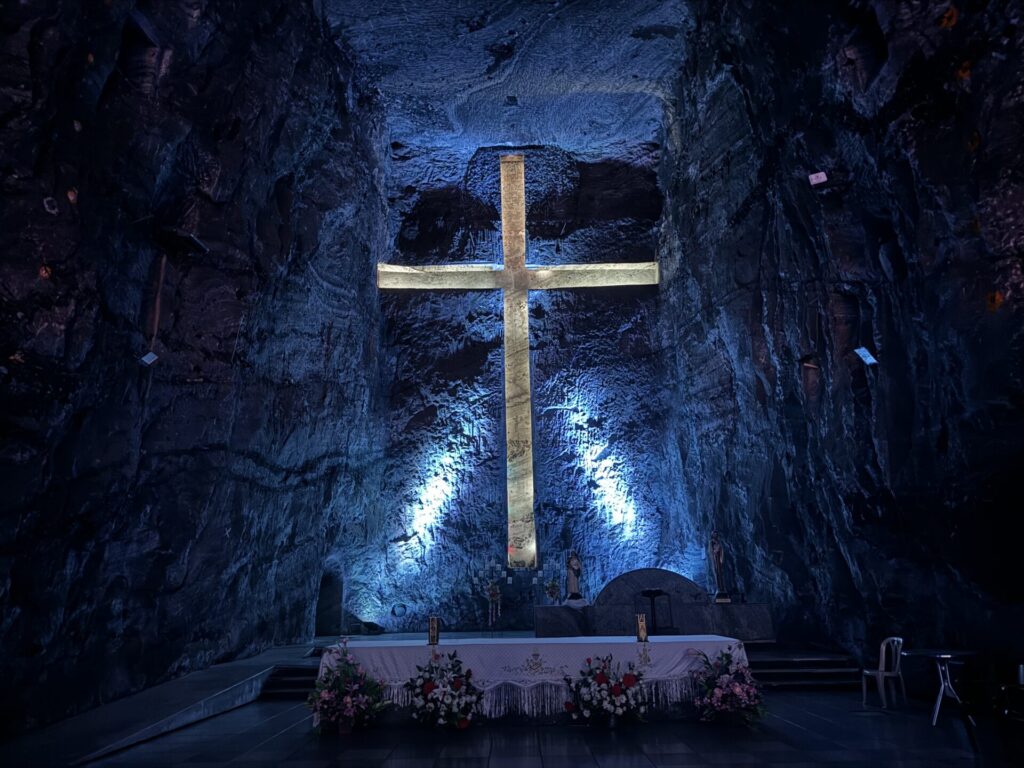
[862,636,907,708]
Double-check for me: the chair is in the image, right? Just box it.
[862,636,906,708]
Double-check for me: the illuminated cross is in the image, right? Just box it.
[378,155,659,568]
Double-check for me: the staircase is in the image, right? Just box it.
[258,665,319,701]
[747,645,861,689]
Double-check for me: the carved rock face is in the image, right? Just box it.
[342,0,1024,652]
[2,0,1023,733]
[0,0,388,733]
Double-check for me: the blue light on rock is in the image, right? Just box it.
[409,446,461,550]
[566,391,639,541]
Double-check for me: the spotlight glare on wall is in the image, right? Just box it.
[566,391,638,541]
[407,445,465,555]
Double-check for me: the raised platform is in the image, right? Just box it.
[534,603,774,640]
[322,634,747,718]
[534,568,775,641]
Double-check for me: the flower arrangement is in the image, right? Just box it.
[544,578,560,602]
[307,647,388,733]
[564,654,647,724]
[692,647,763,723]
[405,651,482,729]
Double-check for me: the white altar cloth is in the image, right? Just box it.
[318,635,746,718]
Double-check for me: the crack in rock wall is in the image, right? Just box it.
[0,0,388,733]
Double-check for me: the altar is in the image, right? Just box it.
[319,634,746,718]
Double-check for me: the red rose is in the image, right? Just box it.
[564,701,576,712]
[611,684,623,696]
[594,672,608,685]
[623,673,637,689]
[422,681,437,697]
[452,677,463,691]
[586,657,592,664]
[457,718,470,729]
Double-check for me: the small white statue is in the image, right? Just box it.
[565,550,583,600]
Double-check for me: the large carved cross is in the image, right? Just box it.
[378,155,659,568]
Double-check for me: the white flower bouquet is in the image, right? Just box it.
[564,654,647,725]
[404,651,482,729]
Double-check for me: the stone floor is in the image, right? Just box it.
[75,690,1013,768]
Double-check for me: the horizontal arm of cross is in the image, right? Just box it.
[527,261,659,290]
[377,263,503,290]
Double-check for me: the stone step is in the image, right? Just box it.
[258,665,319,700]
[746,646,861,689]
[262,683,316,694]
[259,689,313,701]
[760,678,861,688]
[263,674,317,684]
[754,667,862,676]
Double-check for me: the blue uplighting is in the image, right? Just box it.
[564,389,639,541]
[409,446,462,551]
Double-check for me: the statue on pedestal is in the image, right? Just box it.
[565,551,584,603]
[708,531,731,603]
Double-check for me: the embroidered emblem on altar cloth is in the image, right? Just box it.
[501,648,567,677]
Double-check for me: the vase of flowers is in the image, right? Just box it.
[307,647,388,734]
[564,654,647,725]
[405,651,483,729]
[544,578,561,604]
[691,647,763,724]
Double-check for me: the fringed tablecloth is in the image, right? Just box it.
[318,635,745,718]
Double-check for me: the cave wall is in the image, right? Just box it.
[660,0,1024,653]
[1,0,1023,735]
[0,0,388,732]
[329,0,1023,652]
[340,144,672,630]
[331,0,1024,651]
[327,0,703,631]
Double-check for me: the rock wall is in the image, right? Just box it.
[660,0,1024,652]
[346,144,670,630]
[330,0,1024,652]
[2,0,1023,734]
[0,0,388,733]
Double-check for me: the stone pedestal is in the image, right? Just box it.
[536,568,776,642]
[534,605,592,637]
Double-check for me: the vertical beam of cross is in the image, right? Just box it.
[378,155,659,569]
[499,156,536,569]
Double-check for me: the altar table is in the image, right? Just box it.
[318,634,746,718]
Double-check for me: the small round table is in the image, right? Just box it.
[901,649,976,727]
